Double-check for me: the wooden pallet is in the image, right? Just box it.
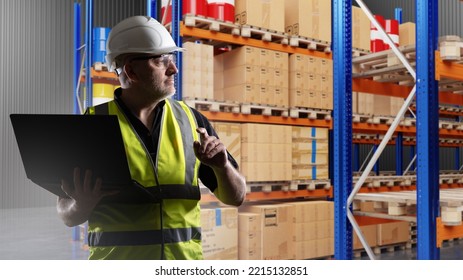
[352,114,373,123]
[240,25,288,45]
[246,181,291,193]
[289,179,331,191]
[240,103,289,117]
[288,35,331,53]
[354,242,408,258]
[183,15,240,35]
[92,62,108,71]
[183,98,240,113]
[355,188,463,225]
[439,35,463,61]
[289,107,332,120]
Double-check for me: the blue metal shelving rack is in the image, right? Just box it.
[333,0,441,259]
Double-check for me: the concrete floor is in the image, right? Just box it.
[1,206,462,260]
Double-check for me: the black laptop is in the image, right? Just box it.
[10,114,157,203]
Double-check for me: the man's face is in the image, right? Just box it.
[129,53,178,100]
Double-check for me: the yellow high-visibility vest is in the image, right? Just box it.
[86,98,202,260]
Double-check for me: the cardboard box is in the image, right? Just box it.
[241,162,271,182]
[292,126,328,140]
[235,0,285,33]
[241,123,272,144]
[223,46,260,68]
[201,207,238,260]
[224,84,260,104]
[353,224,378,250]
[285,0,331,43]
[240,203,295,259]
[271,162,292,181]
[400,22,416,46]
[271,143,292,163]
[307,56,321,74]
[294,238,333,259]
[238,246,262,260]
[239,212,261,232]
[274,87,289,108]
[352,6,371,51]
[319,58,333,76]
[241,142,271,163]
[260,85,274,106]
[286,200,334,223]
[212,122,241,167]
[289,88,308,108]
[259,48,275,68]
[319,91,333,110]
[320,75,333,93]
[357,92,374,115]
[273,69,289,88]
[273,51,289,70]
[307,74,321,92]
[289,71,308,91]
[373,95,392,116]
[290,54,309,73]
[307,91,320,109]
[378,221,410,245]
[377,221,410,246]
[292,166,329,180]
[292,140,329,153]
[223,65,260,87]
[270,125,292,144]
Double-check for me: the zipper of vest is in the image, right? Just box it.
[115,101,165,260]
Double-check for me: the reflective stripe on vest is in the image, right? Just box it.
[88,227,201,247]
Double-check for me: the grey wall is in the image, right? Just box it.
[363,0,463,37]
[0,0,145,209]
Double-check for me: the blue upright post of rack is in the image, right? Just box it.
[73,2,81,115]
[416,0,440,260]
[373,144,379,175]
[171,0,183,101]
[85,0,94,109]
[396,132,403,175]
[394,8,403,24]
[147,0,158,18]
[333,0,353,260]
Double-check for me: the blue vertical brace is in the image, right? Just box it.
[333,0,353,260]
[396,133,403,175]
[147,0,158,19]
[73,2,81,115]
[410,145,416,170]
[85,0,94,109]
[394,8,403,24]
[171,0,183,101]
[416,0,440,260]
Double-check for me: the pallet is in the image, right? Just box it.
[240,103,289,117]
[92,62,108,72]
[354,242,407,258]
[183,98,240,113]
[355,188,463,225]
[183,15,240,35]
[289,107,332,120]
[439,35,463,61]
[245,181,291,193]
[240,25,288,45]
[352,114,373,123]
[288,35,331,53]
[289,180,331,191]
[352,47,371,57]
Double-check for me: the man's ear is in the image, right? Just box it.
[123,62,138,82]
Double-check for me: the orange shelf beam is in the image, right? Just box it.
[201,188,332,203]
[436,217,463,248]
[353,78,463,106]
[180,22,332,59]
[435,51,463,82]
[199,110,332,128]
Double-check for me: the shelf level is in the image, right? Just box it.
[180,22,332,59]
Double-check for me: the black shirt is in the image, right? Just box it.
[114,89,238,193]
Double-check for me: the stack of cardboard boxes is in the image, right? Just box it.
[241,123,292,182]
[238,212,262,259]
[211,122,242,167]
[182,42,214,100]
[292,126,329,180]
[352,6,371,51]
[289,54,333,110]
[216,46,289,107]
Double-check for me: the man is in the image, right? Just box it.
[57,15,246,260]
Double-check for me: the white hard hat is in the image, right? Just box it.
[105,15,184,72]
